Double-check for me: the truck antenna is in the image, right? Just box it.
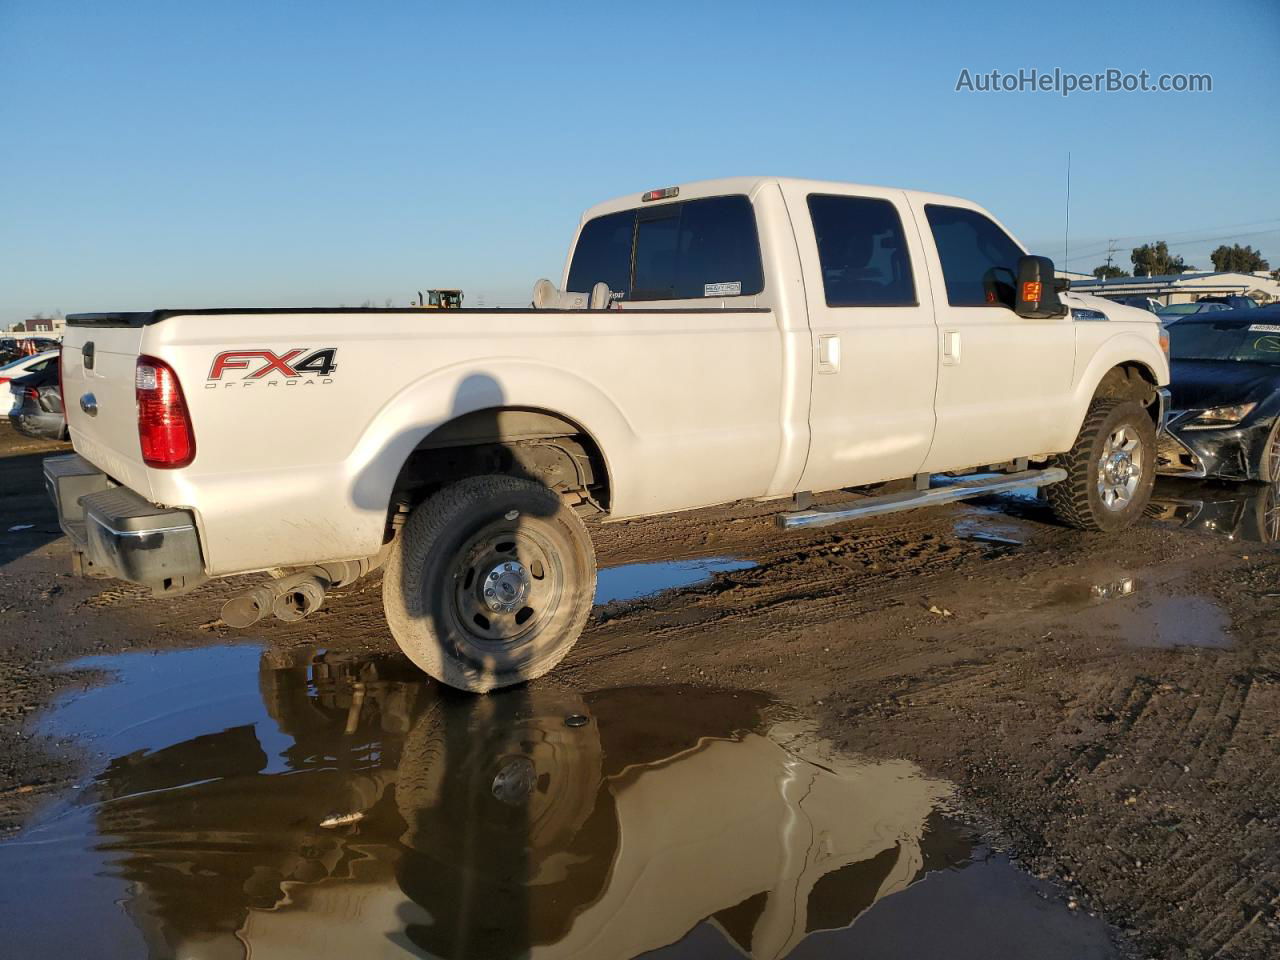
[1063,151,1071,270]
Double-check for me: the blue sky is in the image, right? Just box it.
[2,0,1277,323]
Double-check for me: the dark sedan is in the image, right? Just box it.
[1159,306,1280,482]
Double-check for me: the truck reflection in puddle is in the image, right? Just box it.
[1,646,1117,959]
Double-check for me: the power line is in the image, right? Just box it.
[1062,227,1280,267]
[1031,217,1280,263]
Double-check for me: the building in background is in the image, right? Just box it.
[1055,269,1095,283]
[7,313,64,334]
[1069,271,1279,306]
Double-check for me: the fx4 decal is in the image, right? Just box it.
[207,348,338,387]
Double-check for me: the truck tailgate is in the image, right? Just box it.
[61,321,153,498]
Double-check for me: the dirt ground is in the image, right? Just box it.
[1,420,1277,959]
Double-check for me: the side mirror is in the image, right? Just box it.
[1014,255,1068,319]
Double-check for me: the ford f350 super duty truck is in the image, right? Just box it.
[46,177,1171,692]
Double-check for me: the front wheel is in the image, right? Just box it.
[383,476,597,693]
[1047,400,1157,533]
[1262,421,1280,484]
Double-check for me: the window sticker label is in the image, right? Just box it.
[1248,324,1280,333]
[704,281,742,297]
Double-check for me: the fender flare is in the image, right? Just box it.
[1057,331,1169,450]
[345,359,637,519]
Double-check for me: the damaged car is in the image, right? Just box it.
[1159,308,1280,482]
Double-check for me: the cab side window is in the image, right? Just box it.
[807,195,917,307]
[566,195,764,302]
[924,204,1024,307]
[566,210,635,299]
[632,195,764,301]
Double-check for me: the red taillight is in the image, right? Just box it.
[136,355,195,468]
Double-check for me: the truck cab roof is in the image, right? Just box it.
[580,176,998,227]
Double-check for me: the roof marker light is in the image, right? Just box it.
[641,187,679,202]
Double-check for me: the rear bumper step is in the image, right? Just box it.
[777,468,1067,530]
[43,453,207,593]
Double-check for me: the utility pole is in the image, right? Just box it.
[1104,239,1118,272]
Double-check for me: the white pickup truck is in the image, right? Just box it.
[47,177,1171,692]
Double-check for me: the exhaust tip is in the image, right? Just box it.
[272,580,325,622]
[222,595,266,628]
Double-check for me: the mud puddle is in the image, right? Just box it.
[0,646,1118,959]
[1044,570,1232,649]
[595,556,756,605]
[953,509,1027,547]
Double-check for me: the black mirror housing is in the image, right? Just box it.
[1014,255,1068,318]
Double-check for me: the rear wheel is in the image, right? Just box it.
[383,476,596,693]
[1048,400,1156,532]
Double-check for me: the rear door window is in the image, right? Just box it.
[924,204,1024,307]
[567,195,764,302]
[807,194,917,307]
[566,210,635,298]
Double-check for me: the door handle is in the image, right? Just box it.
[817,334,841,374]
[942,330,962,366]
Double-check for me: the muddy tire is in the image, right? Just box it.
[382,475,596,693]
[1047,400,1156,533]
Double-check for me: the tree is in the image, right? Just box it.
[1092,264,1129,279]
[1209,244,1269,273]
[1131,241,1192,277]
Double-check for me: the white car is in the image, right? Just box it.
[47,176,1171,692]
[0,350,59,419]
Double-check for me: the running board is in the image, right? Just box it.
[777,468,1067,530]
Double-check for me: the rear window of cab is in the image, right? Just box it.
[567,195,764,302]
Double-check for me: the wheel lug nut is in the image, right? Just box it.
[490,572,498,581]
[504,563,513,572]
[485,588,495,597]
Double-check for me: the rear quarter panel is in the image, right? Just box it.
[145,309,785,576]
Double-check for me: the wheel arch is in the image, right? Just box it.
[391,404,614,513]
[345,361,635,543]
[1050,333,1169,452]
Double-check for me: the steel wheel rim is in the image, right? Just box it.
[449,522,564,647]
[1097,425,1144,511]
[1268,425,1280,483]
